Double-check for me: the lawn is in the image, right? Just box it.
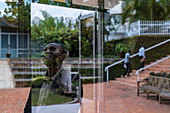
[31,88,74,106]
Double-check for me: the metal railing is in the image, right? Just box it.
[135,55,170,81]
[105,38,170,82]
[127,20,170,37]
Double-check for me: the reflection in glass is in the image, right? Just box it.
[72,0,98,8]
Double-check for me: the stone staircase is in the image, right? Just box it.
[113,55,170,87]
[10,58,112,87]
[10,59,46,87]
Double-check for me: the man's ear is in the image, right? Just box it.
[60,54,66,61]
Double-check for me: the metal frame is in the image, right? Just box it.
[78,12,97,101]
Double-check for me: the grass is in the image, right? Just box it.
[31,88,74,106]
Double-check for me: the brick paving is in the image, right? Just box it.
[0,88,31,113]
[79,81,170,113]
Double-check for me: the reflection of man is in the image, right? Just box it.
[37,43,69,106]
[24,43,72,113]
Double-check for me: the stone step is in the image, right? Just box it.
[116,78,137,85]
[151,64,170,68]
[145,67,170,72]
[125,76,148,81]
[11,67,47,72]
[15,78,32,82]
[110,80,137,88]
[155,61,170,65]
[113,56,170,88]
[12,72,45,75]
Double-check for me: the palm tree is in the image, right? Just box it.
[122,0,170,24]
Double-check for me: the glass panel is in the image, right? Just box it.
[1,49,8,58]
[79,14,96,102]
[81,17,94,58]
[72,0,98,8]
[1,35,8,48]
[18,34,28,48]
[10,49,17,58]
[10,35,17,48]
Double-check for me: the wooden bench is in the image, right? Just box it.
[137,75,170,104]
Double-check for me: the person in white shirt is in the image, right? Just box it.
[138,46,145,70]
[122,50,131,78]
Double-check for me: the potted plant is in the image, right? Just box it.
[6,53,11,58]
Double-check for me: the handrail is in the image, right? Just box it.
[135,55,170,81]
[105,38,170,82]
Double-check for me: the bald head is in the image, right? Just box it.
[43,43,66,67]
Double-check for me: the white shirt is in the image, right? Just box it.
[124,52,130,63]
[138,47,145,58]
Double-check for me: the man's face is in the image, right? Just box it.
[43,43,63,67]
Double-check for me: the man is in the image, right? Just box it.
[138,46,146,70]
[122,50,131,78]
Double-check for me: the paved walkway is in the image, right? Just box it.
[80,81,170,113]
[0,87,30,113]
[0,59,14,89]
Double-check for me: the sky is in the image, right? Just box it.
[31,3,95,22]
[0,1,8,16]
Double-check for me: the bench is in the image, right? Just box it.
[137,75,170,104]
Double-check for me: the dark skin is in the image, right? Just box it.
[43,43,66,78]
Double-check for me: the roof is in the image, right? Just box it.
[0,17,18,28]
[109,1,123,15]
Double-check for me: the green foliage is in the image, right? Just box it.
[149,72,170,78]
[115,43,128,53]
[122,0,170,24]
[71,80,79,91]
[31,11,79,57]
[32,76,49,87]
[3,0,30,32]
[104,36,170,81]
[31,88,73,106]
[149,72,155,76]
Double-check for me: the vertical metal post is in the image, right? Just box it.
[98,0,104,83]
[16,31,19,58]
[97,0,104,113]
[0,27,1,58]
[106,69,109,82]
[93,13,96,101]
[78,17,81,76]
[138,20,141,36]
[137,72,140,81]
[8,34,10,54]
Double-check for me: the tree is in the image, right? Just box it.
[31,11,79,57]
[3,0,30,32]
[122,0,170,24]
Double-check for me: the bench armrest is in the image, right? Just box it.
[137,79,148,84]
[159,84,170,91]
[137,80,148,87]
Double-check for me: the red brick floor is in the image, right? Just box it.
[0,87,31,113]
[80,81,170,113]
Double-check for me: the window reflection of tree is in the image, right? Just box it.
[81,17,93,58]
